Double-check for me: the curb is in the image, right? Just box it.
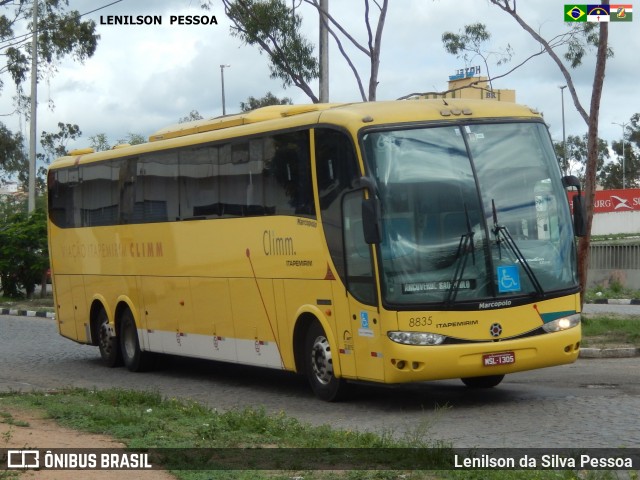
[589,298,640,305]
[0,308,55,319]
[579,347,639,358]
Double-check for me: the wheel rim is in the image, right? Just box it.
[122,321,136,360]
[98,322,112,356]
[310,334,333,385]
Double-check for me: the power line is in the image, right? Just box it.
[0,0,125,49]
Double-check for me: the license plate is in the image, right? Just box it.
[483,351,515,367]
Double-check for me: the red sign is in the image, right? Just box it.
[568,189,640,214]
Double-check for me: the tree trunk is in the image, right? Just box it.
[577,20,609,304]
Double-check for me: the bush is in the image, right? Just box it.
[0,208,49,298]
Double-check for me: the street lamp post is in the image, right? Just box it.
[220,64,230,115]
[612,121,628,189]
[559,85,567,175]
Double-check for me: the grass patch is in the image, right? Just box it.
[581,316,640,347]
[584,283,640,302]
[0,295,54,312]
[0,388,624,480]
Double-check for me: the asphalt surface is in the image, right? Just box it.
[1,312,640,448]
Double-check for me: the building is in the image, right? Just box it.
[412,67,516,102]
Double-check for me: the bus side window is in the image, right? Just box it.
[183,146,220,218]
[315,128,368,296]
[264,131,315,218]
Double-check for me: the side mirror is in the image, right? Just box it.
[562,175,586,237]
[562,175,581,189]
[572,194,586,237]
[362,197,382,245]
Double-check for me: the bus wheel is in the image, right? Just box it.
[304,322,347,401]
[119,309,154,372]
[461,375,505,388]
[97,309,122,367]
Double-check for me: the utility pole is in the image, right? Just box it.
[559,85,567,175]
[28,0,38,213]
[318,0,329,102]
[612,121,628,189]
[220,64,230,115]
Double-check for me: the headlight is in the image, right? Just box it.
[388,331,446,346]
[542,313,581,333]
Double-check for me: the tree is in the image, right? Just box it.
[441,22,513,92]
[35,122,81,193]
[303,0,389,101]
[219,0,319,102]
[0,0,99,98]
[89,132,110,152]
[240,91,292,112]
[215,0,389,102]
[553,134,609,181]
[601,115,640,189]
[0,208,48,298]
[38,122,81,160]
[179,110,204,123]
[0,122,27,181]
[487,0,611,302]
[89,132,146,150]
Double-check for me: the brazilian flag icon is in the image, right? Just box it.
[565,5,587,21]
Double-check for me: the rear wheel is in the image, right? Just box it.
[97,308,122,367]
[461,374,505,388]
[119,309,154,372]
[304,322,347,401]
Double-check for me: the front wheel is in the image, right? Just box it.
[97,309,122,367]
[461,374,505,388]
[119,309,154,372]
[304,322,348,401]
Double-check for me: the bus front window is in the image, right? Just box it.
[362,122,578,307]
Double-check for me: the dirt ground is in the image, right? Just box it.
[1,406,176,480]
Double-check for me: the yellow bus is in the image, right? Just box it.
[47,100,584,401]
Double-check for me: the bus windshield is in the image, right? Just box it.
[362,121,579,306]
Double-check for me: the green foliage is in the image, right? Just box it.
[553,134,609,182]
[600,113,640,189]
[563,23,614,69]
[179,110,204,123]
[39,122,82,162]
[0,122,27,180]
[585,283,640,302]
[118,133,146,146]
[0,0,99,91]
[581,316,640,347]
[222,0,319,100]
[240,91,292,112]
[0,208,48,298]
[89,132,111,152]
[441,22,513,90]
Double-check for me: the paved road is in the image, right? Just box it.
[1,315,639,449]
[582,302,640,316]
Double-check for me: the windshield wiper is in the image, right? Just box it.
[491,199,544,297]
[446,204,476,305]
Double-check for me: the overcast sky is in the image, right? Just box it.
[2,0,638,155]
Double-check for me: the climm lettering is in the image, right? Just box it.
[61,241,163,259]
[129,242,163,258]
[263,230,296,256]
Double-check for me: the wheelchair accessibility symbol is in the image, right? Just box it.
[497,265,521,293]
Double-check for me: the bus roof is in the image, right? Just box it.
[52,99,542,169]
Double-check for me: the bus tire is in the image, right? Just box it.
[461,374,505,388]
[304,321,347,401]
[119,309,154,372]
[97,308,122,367]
